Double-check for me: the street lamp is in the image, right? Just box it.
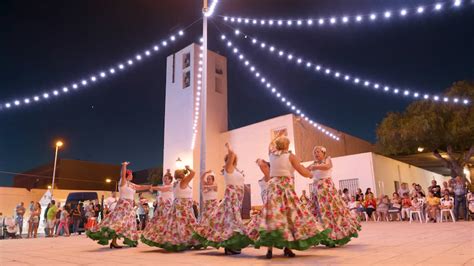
[176,157,184,169]
[106,178,118,192]
[51,140,64,197]
[417,147,424,152]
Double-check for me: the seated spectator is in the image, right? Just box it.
[415,184,426,197]
[409,183,418,198]
[355,188,364,202]
[342,188,350,204]
[401,193,412,221]
[347,196,359,219]
[376,195,390,221]
[388,192,402,221]
[365,188,374,198]
[426,191,440,222]
[442,181,454,197]
[364,193,377,219]
[411,194,422,211]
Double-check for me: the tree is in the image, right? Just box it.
[376,81,474,183]
[147,167,163,186]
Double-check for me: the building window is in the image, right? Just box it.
[183,71,190,89]
[271,127,288,140]
[183,52,190,69]
[215,77,223,94]
[338,178,359,196]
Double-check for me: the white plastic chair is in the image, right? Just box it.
[409,209,423,224]
[440,197,455,223]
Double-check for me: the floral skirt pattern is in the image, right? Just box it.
[199,199,218,225]
[155,197,173,218]
[194,185,252,250]
[255,176,329,250]
[141,198,199,251]
[86,198,138,247]
[309,178,361,247]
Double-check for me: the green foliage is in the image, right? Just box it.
[147,167,163,185]
[376,81,474,155]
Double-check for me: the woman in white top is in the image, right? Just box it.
[255,135,328,259]
[307,146,360,247]
[87,162,151,248]
[141,165,200,251]
[198,170,218,225]
[246,158,271,242]
[194,143,252,255]
[151,169,174,218]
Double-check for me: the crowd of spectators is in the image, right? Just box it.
[343,176,474,223]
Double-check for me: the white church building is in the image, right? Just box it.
[162,43,447,207]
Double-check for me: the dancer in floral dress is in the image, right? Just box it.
[151,169,174,218]
[141,166,199,251]
[246,159,270,242]
[256,135,329,259]
[199,170,218,225]
[194,143,252,255]
[87,162,151,248]
[307,146,361,247]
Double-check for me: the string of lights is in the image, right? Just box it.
[222,0,469,29]
[191,47,205,149]
[0,28,188,112]
[220,34,341,141]
[226,28,470,105]
[204,0,220,17]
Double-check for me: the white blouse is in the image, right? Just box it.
[269,152,295,177]
[224,169,244,187]
[158,184,173,201]
[173,182,192,199]
[311,157,333,182]
[119,181,136,200]
[202,185,218,201]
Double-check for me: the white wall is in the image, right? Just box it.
[372,153,448,196]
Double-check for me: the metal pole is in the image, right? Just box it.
[199,0,208,217]
[51,145,59,198]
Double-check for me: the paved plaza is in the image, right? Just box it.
[0,221,473,265]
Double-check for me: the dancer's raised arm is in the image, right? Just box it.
[180,165,195,188]
[289,154,312,178]
[224,143,236,173]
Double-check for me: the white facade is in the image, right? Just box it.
[163,45,447,206]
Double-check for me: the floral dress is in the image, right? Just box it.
[194,170,253,250]
[154,185,173,218]
[87,181,139,247]
[199,185,218,225]
[141,182,199,251]
[246,177,267,241]
[255,152,329,250]
[309,157,360,247]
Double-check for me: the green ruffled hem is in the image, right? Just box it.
[254,228,331,251]
[86,227,138,247]
[140,235,202,252]
[320,226,362,247]
[193,232,254,250]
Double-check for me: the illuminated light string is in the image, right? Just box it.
[1,29,186,111]
[221,35,341,141]
[191,47,205,149]
[204,0,220,17]
[222,0,467,29]
[229,29,469,105]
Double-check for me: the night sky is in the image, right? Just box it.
[1,0,473,186]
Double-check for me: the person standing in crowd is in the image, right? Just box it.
[27,202,41,238]
[307,146,360,247]
[255,136,328,259]
[141,165,199,251]
[15,202,26,238]
[397,183,410,198]
[87,162,151,248]
[54,202,62,235]
[46,200,58,237]
[136,193,148,230]
[104,192,118,214]
[194,143,252,255]
[44,202,51,237]
[72,204,82,235]
[56,205,70,237]
[442,181,454,196]
[453,176,467,221]
[428,180,442,198]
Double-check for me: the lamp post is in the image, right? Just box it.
[106,178,118,192]
[51,140,63,198]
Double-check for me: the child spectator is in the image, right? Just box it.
[401,193,412,221]
[376,195,390,221]
[388,192,402,221]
